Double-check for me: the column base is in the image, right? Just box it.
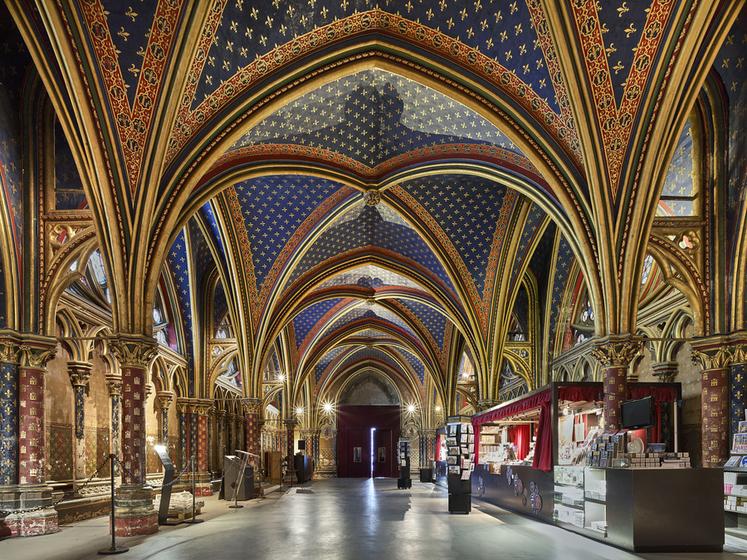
[0,484,58,537]
[193,483,213,497]
[114,484,158,537]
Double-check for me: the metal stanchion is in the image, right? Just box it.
[183,455,204,524]
[229,452,249,509]
[98,454,128,555]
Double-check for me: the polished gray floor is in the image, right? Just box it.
[3,478,747,560]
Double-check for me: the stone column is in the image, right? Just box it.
[105,375,122,479]
[692,343,733,467]
[192,401,213,496]
[68,362,92,482]
[214,410,225,472]
[284,418,297,480]
[243,398,261,485]
[591,336,642,431]
[109,336,157,536]
[155,392,173,446]
[730,344,747,440]
[0,336,58,537]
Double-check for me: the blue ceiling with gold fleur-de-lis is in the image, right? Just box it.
[234,69,523,168]
[167,228,194,394]
[399,174,515,294]
[337,345,404,380]
[293,297,343,348]
[397,298,447,348]
[548,233,575,355]
[193,1,563,115]
[315,346,348,381]
[595,0,652,107]
[200,201,227,268]
[289,198,455,291]
[100,0,160,104]
[188,219,215,295]
[233,175,347,288]
[396,347,426,383]
[508,202,547,287]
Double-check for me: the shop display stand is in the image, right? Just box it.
[724,418,747,526]
[446,416,474,514]
[398,439,412,489]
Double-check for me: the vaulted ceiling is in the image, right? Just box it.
[9,0,739,412]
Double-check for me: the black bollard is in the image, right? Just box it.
[99,454,128,554]
[183,455,204,524]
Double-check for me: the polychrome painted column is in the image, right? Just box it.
[692,342,733,467]
[110,336,158,536]
[592,336,642,432]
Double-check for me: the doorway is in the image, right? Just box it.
[337,405,400,477]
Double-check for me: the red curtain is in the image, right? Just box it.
[508,425,530,460]
[558,385,603,403]
[532,400,553,471]
[472,388,552,425]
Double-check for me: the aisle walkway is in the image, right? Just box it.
[1,479,745,560]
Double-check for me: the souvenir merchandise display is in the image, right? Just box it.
[398,439,412,489]
[588,432,690,469]
[724,415,747,517]
[477,424,535,473]
[446,417,473,514]
[553,466,607,535]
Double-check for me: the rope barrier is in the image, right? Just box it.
[0,455,112,515]
[0,455,193,516]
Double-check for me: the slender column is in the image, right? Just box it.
[243,398,261,484]
[192,401,213,496]
[693,342,733,467]
[68,362,92,482]
[0,336,58,537]
[155,392,174,445]
[284,418,297,480]
[109,336,158,536]
[106,375,122,478]
[0,338,19,488]
[592,336,642,432]
[215,410,225,470]
[730,345,747,440]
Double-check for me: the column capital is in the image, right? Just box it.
[476,399,499,411]
[108,334,157,369]
[691,336,735,370]
[0,330,21,363]
[651,362,678,382]
[68,361,93,388]
[155,391,174,410]
[283,418,298,428]
[591,335,643,368]
[106,374,123,396]
[242,397,262,415]
[176,397,212,415]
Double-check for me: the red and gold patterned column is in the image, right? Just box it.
[110,336,158,537]
[0,337,59,537]
[243,398,261,485]
[193,401,212,496]
[693,342,733,467]
[592,336,642,432]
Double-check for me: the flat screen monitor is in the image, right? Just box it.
[621,396,654,429]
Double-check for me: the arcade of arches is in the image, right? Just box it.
[0,0,745,557]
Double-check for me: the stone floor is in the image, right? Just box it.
[2,479,747,560]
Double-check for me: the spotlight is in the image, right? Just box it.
[406,403,416,414]
[434,405,442,412]
[296,406,305,415]
[154,444,167,454]
[322,402,334,414]
[277,373,286,382]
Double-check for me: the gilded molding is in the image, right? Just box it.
[591,336,643,368]
[691,347,734,371]
[155,391,175,411]
[18,342,57,370]
[68,361,93,388]
[242,397,262,415]
[108,335,158,369]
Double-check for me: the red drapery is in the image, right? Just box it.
[532,400,553,471]
[508,425,531,460]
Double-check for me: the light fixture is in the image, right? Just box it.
[406,403,416,414]
[562,406,570,416]
[322,401,334,414]
[296,406,305,415]
[434,405,442,412]
[154,444,167,454]
[277,373,286,382]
